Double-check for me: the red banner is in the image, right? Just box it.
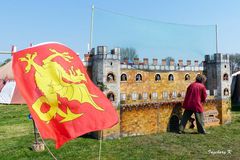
[12,42,118,148]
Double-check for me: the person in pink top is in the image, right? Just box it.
[179,74,207,134]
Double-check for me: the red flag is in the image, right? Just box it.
[12,42,119,148]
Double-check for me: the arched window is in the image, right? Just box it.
[168,74,174,81]
[223,73,229,81]
[155,74,161,81]
[107,73,115,82]
[185,74,190,81]
[107,92,115,101]
[121,73,127,81]
[224,88,229,96]
[136,74,142,81]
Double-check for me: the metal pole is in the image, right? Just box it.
[0,52,11,54]
[215,24,218,53]
[89,4,95,52]
[32,120,39,144]
[98,130,103,160]
[0,45,16,54]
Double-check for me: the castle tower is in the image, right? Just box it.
[91,46,121,108]
[204,53,231,99]
[90,46,121,139]
[204,53,231,124]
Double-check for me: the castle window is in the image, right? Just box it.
[107,73,115,82]
[152,92,158,100]
[163,91,168,99]
[155,74,161,81]
[224,88,229,96]
[121,73,127,81]
[181,91,185,98]
[172,91,177,98]
[127,94,131,100]
[138,93,142,100]
[168,74,174,81]
[177,92,182,98]
[223,73,229,81]
[209,90,214,96]
[143,92,148,100]
[214,89,217,96]
[107,92,115,101]
[132,93,138,100]
[185,74,190,81]
[120,93,126,101]
[136,74,142,81]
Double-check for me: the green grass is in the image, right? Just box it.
[0,104,240,160]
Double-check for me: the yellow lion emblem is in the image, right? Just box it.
[19,49,103,123]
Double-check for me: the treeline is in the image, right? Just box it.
[229,53,240,74]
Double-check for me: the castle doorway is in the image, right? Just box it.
[169,115,180,133]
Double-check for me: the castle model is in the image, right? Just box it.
[83,46,231,139]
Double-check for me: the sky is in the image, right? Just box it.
[1,0,240,63]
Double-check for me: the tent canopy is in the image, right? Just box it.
[0,60,14,80]
[0,60,25,104]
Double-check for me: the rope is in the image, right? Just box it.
[95,6,215,27]
[98,130,103,160]
[35,124,58,160]
[38,131,58,160]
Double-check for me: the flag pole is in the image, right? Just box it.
[215,24,218,53]
[89,4,95,52]
[98,130,103,160]
[32,120,39,144]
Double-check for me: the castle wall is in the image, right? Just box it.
[120,69,201,104]
[83,47,231,139]
[121,104,159,136]
[216,99,231,124]
[120,102,183,136]
[120,99,225,136]
[93,110,121,140]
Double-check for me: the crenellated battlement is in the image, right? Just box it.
[120,58,203,71]
[205,53,229,63]
[122,58,200,67]
[83,46,203,71]
[120,63,203,71]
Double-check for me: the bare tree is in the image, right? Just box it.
[165,57,175,66]
[120,47,138,62]
[229,53,240,74]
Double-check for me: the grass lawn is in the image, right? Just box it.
[0,104,240,160]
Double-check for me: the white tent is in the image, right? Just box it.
[0,60,25,104]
